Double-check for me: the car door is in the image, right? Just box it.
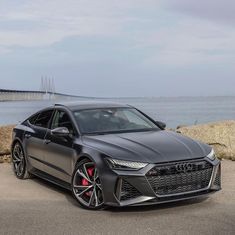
[25,109,54,171]
[43,109,77,183]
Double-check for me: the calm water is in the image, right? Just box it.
[0,96,234,128]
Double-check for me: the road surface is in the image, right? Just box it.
[0,160,234,235]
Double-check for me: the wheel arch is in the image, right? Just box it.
[72,144,104,171]
[11,137,29,167]
[74,154,95,168]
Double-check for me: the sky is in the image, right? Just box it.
[0,0,235,97]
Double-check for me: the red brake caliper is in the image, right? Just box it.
[82,167,94,197]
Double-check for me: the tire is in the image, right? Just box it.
[11,142,32,179]
[72,158,104,210]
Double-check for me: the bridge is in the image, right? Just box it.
[0,89,92,101]
[0,78,94,101]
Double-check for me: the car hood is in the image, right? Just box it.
[82,130,211,163]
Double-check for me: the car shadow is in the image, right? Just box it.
[31,176,83,205]
[31,176,209,212]
[31,177,70,194]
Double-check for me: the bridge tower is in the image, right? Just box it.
[40,76,56,99]
[40,77,56,93]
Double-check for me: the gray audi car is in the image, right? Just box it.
[11,101,221,209]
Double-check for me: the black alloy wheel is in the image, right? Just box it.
[12,142,31,179]
[72,159,104,209]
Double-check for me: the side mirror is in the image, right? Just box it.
[51,127,70,137]
[156,121,166,129]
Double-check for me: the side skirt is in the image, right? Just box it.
[30,168,72,191]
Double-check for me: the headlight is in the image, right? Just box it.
[106,158,148,170]
[207,149,216,161]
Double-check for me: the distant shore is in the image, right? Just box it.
[1,120,235,163]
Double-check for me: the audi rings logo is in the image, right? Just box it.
[175,163,193,173]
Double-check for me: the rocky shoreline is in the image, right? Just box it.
[176,120,235,161]
[1,120,235,163]
[0,125,14,163]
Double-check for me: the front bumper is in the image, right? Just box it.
[102,158,221,207]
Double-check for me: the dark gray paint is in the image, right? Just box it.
[11,101,221,207]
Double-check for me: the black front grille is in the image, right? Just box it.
[120,180,142,201]
[146,160,213,196]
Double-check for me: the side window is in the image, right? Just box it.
[34,110,54,128]
[51,110,75,135]
[28,113,39,125]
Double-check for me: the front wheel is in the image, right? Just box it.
[72,159,104,210]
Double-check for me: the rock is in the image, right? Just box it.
[177,120,235,161]
[0,155,11,163]
[176,125,187,129]
[0,125,15,156]
[1,121,235,163]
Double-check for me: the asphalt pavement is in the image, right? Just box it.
[0,160,234,235]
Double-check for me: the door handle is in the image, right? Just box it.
[44,139,51,145]
[25,133,31,139]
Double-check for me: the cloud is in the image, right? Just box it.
[128,15,235,68]
[1,0,235,83]
[164,0,235,25]
[0,0,159,48]
[0,46,10,55]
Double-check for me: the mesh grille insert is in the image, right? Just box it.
[120,180,142,201]
[146,160,213,196]
[213,166,221,187]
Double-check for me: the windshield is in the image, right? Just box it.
[73,107,159,134]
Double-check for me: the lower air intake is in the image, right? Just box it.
[120,180,142,201]
[213,165,221,188]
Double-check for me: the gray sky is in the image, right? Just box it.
[0,0,235,97]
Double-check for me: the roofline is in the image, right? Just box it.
[52,101,130,110]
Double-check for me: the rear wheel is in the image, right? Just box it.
[72,158,104,210]
[11,142,32,179]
